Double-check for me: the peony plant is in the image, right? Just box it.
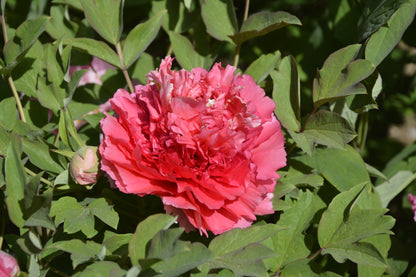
[0,0,415,276]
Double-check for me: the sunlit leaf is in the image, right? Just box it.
[200,0,237,43]
[313,44,375,108]
[230,11,301,45]
[123,10,166,68]
[271,55,301,132]
[81,0,124,44]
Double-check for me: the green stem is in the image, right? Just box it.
[243,0,250,22]
[25,167,52,186]
[233,44,241,67]
[115,42,135,93]
[1,14,27,123]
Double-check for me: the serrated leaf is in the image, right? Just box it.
[230,11,301,45]
[302,110,357,149]
[323,242,386,267]
[365,1,416,66]
[3,16,49,67]
[5,135,26,228]
[123,10,166,68]
[64,38,121,68]
[200,0,237,43]
[129,214,177,265]
[245,51,280,84]
[375,170,416,208]
[313,44,375,108]
[88,198,119,229]
[168,31,213,70]
[81,0,124,44]
[271,56,301,132]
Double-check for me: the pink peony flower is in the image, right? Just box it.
[408,193,416,222]
[0,250,19,277]
[69,57,114,86]
[100,57,286,235]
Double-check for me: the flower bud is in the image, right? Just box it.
[0,250,19,277]
[69,146,100,185]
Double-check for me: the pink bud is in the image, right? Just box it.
[0,250,19,277]
[69,146,100,185]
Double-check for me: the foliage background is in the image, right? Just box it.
[1,0,416,276]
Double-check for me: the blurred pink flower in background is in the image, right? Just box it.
[69,57,114,86]
[100,57,286,235]
[0,250,19,277]
[408,193,416,222]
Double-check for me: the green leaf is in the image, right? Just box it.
[12,40,44,98]
[3,16,49,68]
[318,182,367,248]
[64,38,121,68]
[273,169,323,200]
[103,231,132,255]
[302,110,357,149]
[24,177,55,230]
[5,135,26,228]
[0,97,17,131]
[50,239,103,268]
[230,11,301,45]
[200,0,237,43]
[245,51,281,84]
[323,242,386,267]
[365,1,416,66]
[123,10,166,69]
[73,261,126,277]
[266,191,316,271]
[347,71,382,113]
[209,224,284,256]
[45,43,64,88]
[293,145,371,193]
[357,0,406,42]
[0,126,10,156]
[278,259,321,277]
[46,5,78,39]
[81,0,124,44]
[22,138,64,174]
[271,56,301,132]
[168,31,214,70]
[65,69,88,108]
[130,52,154,85]
[49,196,97,238]
[129,214,177,265]
[147,228,185,259]
[152,242,214,277]
[36,79,64,113]
[318,183,394,252]
[210,243,275,277]
[88,198,119,229]
[313,44,375,108]
[375,170,416,208]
